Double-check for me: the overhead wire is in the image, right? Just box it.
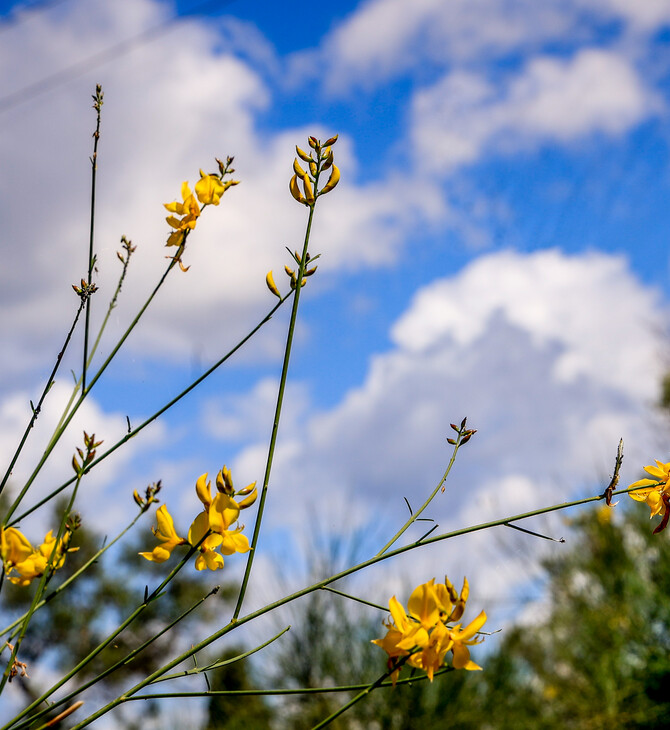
[0,0,236,115]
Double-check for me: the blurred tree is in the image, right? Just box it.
[465,504,670,729]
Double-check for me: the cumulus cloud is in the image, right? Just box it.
[0,380,163,533]
[1,0,427,391]
[215,249,665,600]
[411,49,659,172]
[296,0,669,94]
[301,0,574,93]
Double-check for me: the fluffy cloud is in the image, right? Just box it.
[217,250,665,600]
[303,0,669,94]
[1,0,427,390]
[411,49,659,172]
[0,380,163,533]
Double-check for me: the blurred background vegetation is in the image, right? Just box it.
[3,489,670,729]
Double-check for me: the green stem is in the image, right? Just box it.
[12,585,220,730]
[52,237,135,442]
[8,296,287,528]
[376,424,465,556]
[151,625,290,684]
[0,297,86,500]
[3,251,181,526]
[82,85,103,394]
[2,534,200,730]
[1,467,85,696]
[66,485,629,729]
[0,510,145,639]
[319,586,388,613]
[312,665,399,730]
[232,203,316,620]
[128,666,452,699]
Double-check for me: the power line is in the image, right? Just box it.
[0,0,236,115]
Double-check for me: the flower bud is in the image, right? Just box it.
[302,174,315,204]
[266,271,281,298]
[320,165,340,194]
[293,158,307,177]
[290,175,306,204]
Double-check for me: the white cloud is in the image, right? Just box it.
[411,49,659,172]
[1,0,426,389]
[223,249,665,601]
[0,380,163,532]
[307,0,575,93]
[391,249,663,400]
[299,0,669,94]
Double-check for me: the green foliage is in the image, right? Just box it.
[466,505,670,729]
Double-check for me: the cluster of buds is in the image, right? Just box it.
[116,235,136,266]
[446,417,477,447]
[133,480,162,513]
[290,135,340,206]
[72,431,103,477]
[140,466,258,572]
[266,249,320,298]
[4,642,29,682]
[71,279,98,300]
[163,157,239,271]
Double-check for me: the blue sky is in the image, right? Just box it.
[2,0,670,684]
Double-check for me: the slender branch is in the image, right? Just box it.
[8,296,288,527]
[128,666,453,699]
[82,85,104,394]
[150,625,290,684]
[319,586,388,613]
[376,420,469,556]
[232,204,316,620]
[52,236,135,442]
[3,535,203,730]
[0,296,86,501]
[65,484,630,729]
[13,586,221,730]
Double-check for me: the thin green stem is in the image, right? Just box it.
[82,85,103,394]
[312,666,398,729]
[127,666,452,699]
[12,585,220,730]
[2,534,200,730]
[52,237,135,441]
[66,485,629,729]
[319,586,388,613]
[232,204,316,620]
[150,625,290,685]
[0,510,145,639]
[3,252,180,525]
[1,467,85,695]
[376,424,466,556]
[0,297,86,501]
[8,296,287,527]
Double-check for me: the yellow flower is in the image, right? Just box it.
[1,527,78,586]
[141,470,255,570]
[194,170,226,206]
[164,182,200,247]
[139,505,187,563]
[187,512,224,571]
[1,527,33,568]
[373,576,486,682]
[629,460,670,532]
